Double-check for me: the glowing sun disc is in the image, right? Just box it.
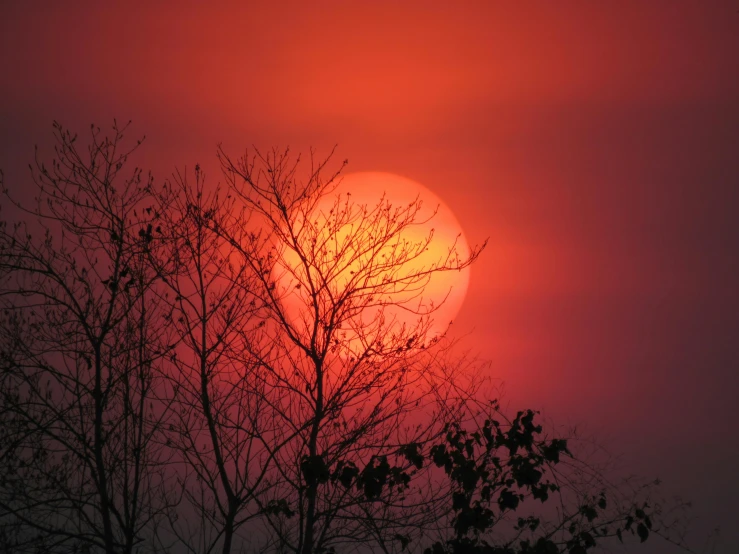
[275,171,471,351]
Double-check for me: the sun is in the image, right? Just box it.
[273,171,471,353]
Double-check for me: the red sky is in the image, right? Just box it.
[2,2,738,551]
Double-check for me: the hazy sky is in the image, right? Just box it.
[1,2,738,551]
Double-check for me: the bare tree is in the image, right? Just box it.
[0,123,697,554]
[150,166,276,554]
[216,148,487,554]
[0,122,177,554]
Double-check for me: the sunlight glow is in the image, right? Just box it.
[274,172,471,353]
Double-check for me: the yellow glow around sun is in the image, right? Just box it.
[274,172,471,354]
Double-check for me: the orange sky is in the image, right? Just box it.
[2,2,738,551]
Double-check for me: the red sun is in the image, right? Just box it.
[274,172,471,353]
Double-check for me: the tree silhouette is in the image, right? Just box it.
[150,167,274,554]
[0,122,177,553]
[0,123,696,554]
[213,148,486,554]
[411,407,659,554]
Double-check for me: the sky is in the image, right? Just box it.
[1,2,738,552]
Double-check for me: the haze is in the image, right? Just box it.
[1,2,737,552]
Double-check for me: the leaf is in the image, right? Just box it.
[581,531,595,548]
[498,489,520,511]
[452,491,468,511]
[357,456,391,500]
[431,445,450,470]
[535,538,558,554]
[542,438,569,463]
[532,484,549,502]
[399,442,424,470]
[514,462,542,487]
[300,455,329,486]
[637,523,649,542]
[334,461,358,488]
[580,505,598,522]
[263,499,295,518]
[394,534,410,551]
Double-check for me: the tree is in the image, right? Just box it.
[150,166,275,554]
[0,122,177,553]
[0,123,696,554]
[405,406,663,554]
[212,148,522,554]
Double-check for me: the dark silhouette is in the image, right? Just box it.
[0,123,694,554]
[0,122,177,553]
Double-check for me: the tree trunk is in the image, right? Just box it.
[300,357,324,554]
[94,348,117,553]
